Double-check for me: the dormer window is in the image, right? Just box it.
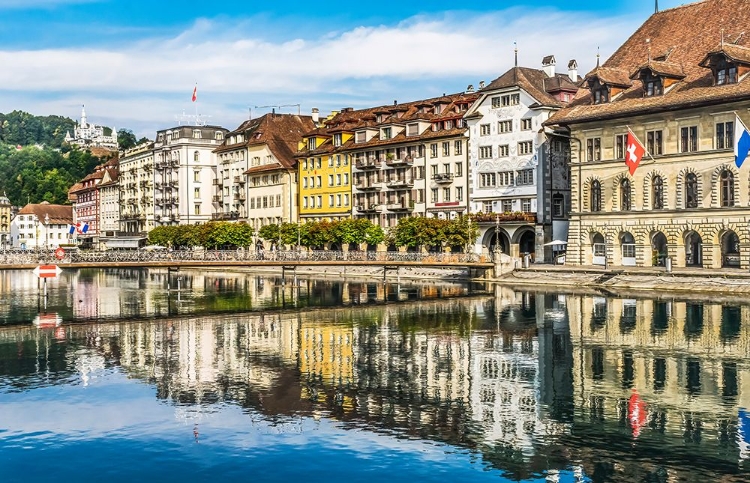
[643,74,663,96]
[717,64,738,85]
[593,84,609,104]
[307,137,316,151]
[699,46,750,87]
[333,133,342,147]
[382,127,391,139]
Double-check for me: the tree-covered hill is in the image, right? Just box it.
[0,111,76,149]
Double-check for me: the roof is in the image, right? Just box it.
[216,113,315,170]
[548,0,750,126]
[17,202,73,224]
[481,67,578,108]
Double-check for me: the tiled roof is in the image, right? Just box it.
[630,60,686,80]
[216,113,315,169]
[548,0,750,126]
[585,67,632,88]
[244,162,290,175]
[481,67,576,108]
[17,202,73,224]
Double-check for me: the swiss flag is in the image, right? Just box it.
[192,85,197,102]
[625,130,645,176]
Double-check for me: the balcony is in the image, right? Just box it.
[356,204,381,213]
[354,157,380,170]
[233,192,246,201]
[384,154,414,167]
[355,180,382,191]
[233,175,246,184]
[471,212,537,223]
[213,179,223,187]
[212,195,222,203]
[154,214,161,221]
[386,177,414,189]
[212,212,240,221]
[386,200,414,211]
[433,173,454,184]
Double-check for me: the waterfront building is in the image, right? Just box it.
[118,142,154,240]
[68,159,117,248]
[0,193,10,249]
[64,105,118,150]
[214,113,314,229]
[546,0,750,268]
[296,108,354,224]
[97,165,120,249]
[153,125,228,227]
[10,201,73,249]
[465,57,577,261]
[339,93,477,230]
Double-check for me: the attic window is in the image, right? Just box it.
[333,133,342,147]
[717,64,738,85]
[307,137,316,151]
[593,85,609,104]
[643,73,663,96]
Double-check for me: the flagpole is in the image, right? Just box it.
[626,125,656,163]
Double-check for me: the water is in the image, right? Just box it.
[0,269,748,482]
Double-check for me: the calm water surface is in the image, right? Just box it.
[0,268,748,482]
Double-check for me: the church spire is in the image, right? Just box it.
[81,105,87,128]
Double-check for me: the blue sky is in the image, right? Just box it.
[0,0,686,138]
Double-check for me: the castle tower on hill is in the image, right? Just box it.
[64,105,118,150]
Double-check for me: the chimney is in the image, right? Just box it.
[542,55,556,77]
[466,84,475,93]
[312,107,319,124]
[478,80,486,89]
[393,100,397,105]
[568,59,578,82]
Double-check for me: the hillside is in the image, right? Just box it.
[0,111,76,149]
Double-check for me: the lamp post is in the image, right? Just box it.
[44,213,49,251]
[494,213,500,260]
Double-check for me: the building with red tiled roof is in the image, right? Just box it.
[68,158,117,247]
[214,113,314,232]
[464,56,577,261]
[10,201,73,249]
[545,0,750,269]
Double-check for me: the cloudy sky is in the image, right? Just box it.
[0,0,685,138]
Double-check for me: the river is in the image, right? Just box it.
[0,268,747,482]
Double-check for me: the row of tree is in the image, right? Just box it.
[147,216,479,251]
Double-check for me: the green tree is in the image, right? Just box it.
[117,129,137,150]
[444,215,479,252]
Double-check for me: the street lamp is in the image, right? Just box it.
[44,213,49,250]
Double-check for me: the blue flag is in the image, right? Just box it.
[68,225,75,235]
[735,114,750,168]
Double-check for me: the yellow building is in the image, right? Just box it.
[0,193,11,249]
[296,109,354,223]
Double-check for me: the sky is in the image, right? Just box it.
[0,0,688,139]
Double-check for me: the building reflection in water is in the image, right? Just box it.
[2,284,750,481]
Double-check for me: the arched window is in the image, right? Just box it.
[652,176,664,209]
[620,178,631,211]
[685,173,698,208]
[590,180,602,212]
[720,170,735,207]
[194,151,200,163]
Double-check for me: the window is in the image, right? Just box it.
[518,141,533,155]
[455,163,462,177]
[442,142,450,157]
[717,65,738,85]
[643,75,663,96]
[430,143,438,158]
[501,94,520,106]
[328,157,334,167]
[521,118,532,130]
[333,134,342,147]
[355,132,366,143]
[316,158,322,169]
[721,170,735,207]
[431,165,438,176]
[263,197,268,208]
[685,173,699,208]
[194,204,201,215]
[316,176,322,187]
[552,194,564,217]
[491,97,502,108]
[407,124,419,136]
[431,188,438,202]
[193,130,201,139]
[382,127,392,140]
[587,138,601,161]
[480,173,496,188]
[344,173,349,185]
[498,145,509,157]
[303,177,308,189]
[336,194,342,207]
[193,151,200,162]
[336,174,341,186]
[317,195,322,207]
[502,200,513,212]
[716,121,734,149]
[271,174,279,184]
[498,120,512,133]
[194,187,200,198]
[193,170,200,182]
[307,138,316,150]
[456,186,463,202]
[646,130,663,155]
[593,85,609,104]
[620,178,631,211]
[498,171,513,186]
[329,194,334,207]
[443,188,451,202]
[680,126,698,153]
[328,175,334,187]
[303,196,308,209]
[517,169,534,185]
[652,176,664,209]
[615,134,627,160]
[344,194,349,206]
[479,146,493,159]
[521,199,531,212]
[480,124,491,136]
[483,201,493,213]
[590,180,602,212]
[454,140,462,155]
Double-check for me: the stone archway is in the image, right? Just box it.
[651,231,669,267]
[482,227,511,255]
[721,230,741,268]
[685,230,703,267]
[518,230,536,261]
[592,232,606,266]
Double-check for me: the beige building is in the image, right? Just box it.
[0,194,10,249]
[118,142,154,236]
[547,0,750,269]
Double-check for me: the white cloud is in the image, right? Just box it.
[0,8,641,137]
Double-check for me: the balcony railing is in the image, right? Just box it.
[384,154,413,166]
[471,212,537,223]
[356,204,381,213]
[212,212,240,221]
[386,177,414,188]
[355,181,383,191]
[213,179,223,186]
[354,158,380,169]
[433,173,453,184]
[386,200,414,211]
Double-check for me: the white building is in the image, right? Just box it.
[10,202,74,250]
[118,142,154,235]
[97,165,121,248]
[465,56,577,260]
[153,125,228,226]
[64,105,118,150]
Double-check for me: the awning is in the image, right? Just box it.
[104,237,146,249]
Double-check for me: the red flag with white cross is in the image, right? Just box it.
[625,129,645,175]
